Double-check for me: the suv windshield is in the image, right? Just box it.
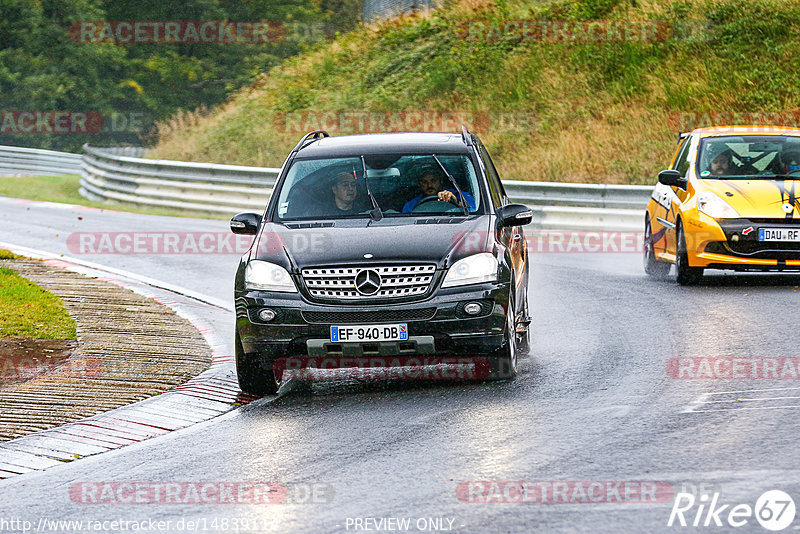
[697,135,800,179]
[274,154,482,220]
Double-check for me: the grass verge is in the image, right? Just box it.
[0,257,77,340]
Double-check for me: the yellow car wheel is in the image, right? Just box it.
[676,221,704,286]
[643,216,670,277]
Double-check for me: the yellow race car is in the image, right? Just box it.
[645,126,800,284]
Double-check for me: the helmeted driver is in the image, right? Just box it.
[781,149,800,174]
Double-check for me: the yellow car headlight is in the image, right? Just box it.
[697,192,740,219]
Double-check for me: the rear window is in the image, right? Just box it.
[274,154,482,220]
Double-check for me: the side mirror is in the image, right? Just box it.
[230,212,261,235]
[658,169,687,189]
[499,204,533,227]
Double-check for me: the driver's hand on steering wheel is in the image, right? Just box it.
[438,190,457,204]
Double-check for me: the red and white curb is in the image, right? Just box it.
[0,243,262,480]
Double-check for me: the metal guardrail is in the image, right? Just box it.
[79,145,281,215]
[505,180,649,230]
[78,146,648,227]
[0,145,82,176]
[504,181,652,210]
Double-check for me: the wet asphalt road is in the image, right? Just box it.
[1,196,800,533]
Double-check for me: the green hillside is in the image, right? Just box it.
[151,0,800,184]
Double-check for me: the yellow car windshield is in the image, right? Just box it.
[697,135,800,179]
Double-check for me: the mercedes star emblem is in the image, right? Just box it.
[355,269,381,295]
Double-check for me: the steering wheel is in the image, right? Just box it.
[415,194,459,208]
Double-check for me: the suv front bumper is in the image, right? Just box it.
[235,282,509,364]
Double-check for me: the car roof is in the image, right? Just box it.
[690,125,800,138]
[294,132,472,158]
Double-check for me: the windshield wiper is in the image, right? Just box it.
[360,155,383,221]
[432,154,469,216]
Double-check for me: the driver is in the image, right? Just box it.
[709,150,736,176]
[402,166,476,213]
[329,171,363,215]
[781,149,800,174]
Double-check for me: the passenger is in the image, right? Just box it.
[402,167,476,213]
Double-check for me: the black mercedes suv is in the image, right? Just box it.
[231,127,532,394]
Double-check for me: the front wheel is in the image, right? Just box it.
[487,301,518,380]
[676,222,704,286]
[516,327,530,356]
[643,216,670,277]
[235,331,281,395]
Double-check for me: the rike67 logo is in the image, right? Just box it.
[668,490,796,531]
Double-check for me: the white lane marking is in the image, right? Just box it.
[0,240,233,311]
[702,386,800,395]
[688,405,800,413]
[694,396,800,404]
[683,387,800,413]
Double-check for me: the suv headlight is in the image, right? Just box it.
[245,260,297,292]
[697,192,740,219]
[442,253,499,288]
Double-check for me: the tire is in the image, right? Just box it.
[487,299,518,380]
[235,331,281,395]
[643,216,671,277]
[516,275,531,356]
[676,221,704,286]
[516,327,530,356]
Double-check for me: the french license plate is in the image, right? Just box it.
[330,324,408,342]
[758,228,800,242]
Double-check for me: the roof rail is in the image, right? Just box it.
[678,131,690,143]
[291,130,331,154]
[461,125,473,146]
